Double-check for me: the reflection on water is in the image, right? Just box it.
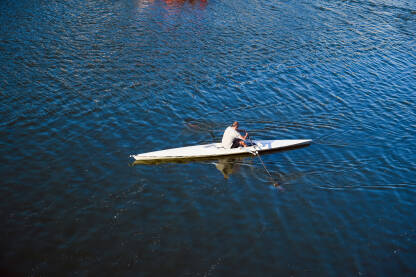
[133,156,243,178]
[137,0,208,11]
[164,0,207,8]
[136,0,208,30]
[214,157,242,179]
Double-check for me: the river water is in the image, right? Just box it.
[1,0,416,275]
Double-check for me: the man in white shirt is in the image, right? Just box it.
[221,121,248,149]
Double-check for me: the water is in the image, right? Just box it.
[1,0,416,275]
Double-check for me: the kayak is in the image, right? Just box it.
[130,139,311,162]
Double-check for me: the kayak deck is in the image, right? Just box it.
[130,139,311,161]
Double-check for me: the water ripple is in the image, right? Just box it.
[1,0,416,275]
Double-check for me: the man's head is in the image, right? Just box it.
[232,121,239,128]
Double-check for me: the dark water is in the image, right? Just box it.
[1,0,416,275]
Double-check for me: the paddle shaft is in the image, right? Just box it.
[247,136,279,187]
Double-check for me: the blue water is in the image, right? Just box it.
[1,0,416,275]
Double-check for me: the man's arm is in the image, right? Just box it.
[237,129,248,140]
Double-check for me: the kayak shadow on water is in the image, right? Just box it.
[131,155,244,178]
[132,156,245,179]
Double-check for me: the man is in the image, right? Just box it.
[221,121,248,149]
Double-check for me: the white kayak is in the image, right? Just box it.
[130,139,311,162]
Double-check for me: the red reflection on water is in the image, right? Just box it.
[163,0,207,10]
[161,0,208,26]
[136,0,207,30]
[137,0,207,11]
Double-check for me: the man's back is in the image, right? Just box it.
[222,126,240,148]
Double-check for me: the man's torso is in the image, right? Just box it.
[221,126,240,148]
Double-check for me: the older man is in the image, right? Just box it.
[221,121,248,149]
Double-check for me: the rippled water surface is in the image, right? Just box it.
[1,0,416,275]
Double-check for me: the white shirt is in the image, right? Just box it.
[221,126,241,149]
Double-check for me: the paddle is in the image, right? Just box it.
[246,135,279,187]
